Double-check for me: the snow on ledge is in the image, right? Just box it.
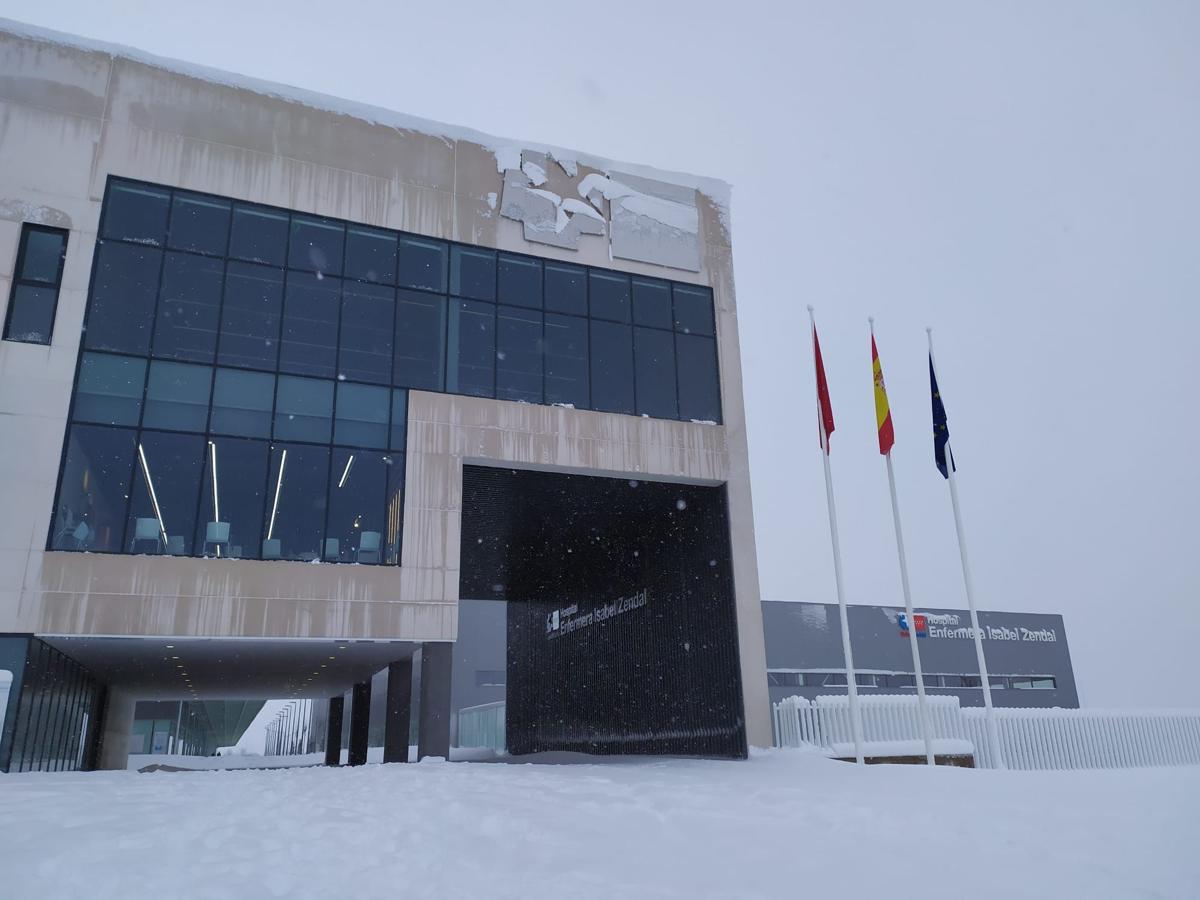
[0,17,732,212]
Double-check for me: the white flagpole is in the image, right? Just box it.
[927,327,1005,769]
[809,306,865,765]
[871,318,936,766]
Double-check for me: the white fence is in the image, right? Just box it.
[773,694,1200,770]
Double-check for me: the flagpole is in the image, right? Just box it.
[870,318,936,766]
[927,327,1005,769]
[809,305,865,765]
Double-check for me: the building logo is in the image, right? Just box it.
[898,613,928,638]
[545,591,649,641]
[894,609,1058,643]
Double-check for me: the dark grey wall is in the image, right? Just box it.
[460,466,746,757]
[761,602,1078,708]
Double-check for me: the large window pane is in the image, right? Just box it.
[450,246,495,301]
[673,284,715,336]
[544,262,587,315]
[632,277,672,329]
[544,313,588,408]
[102,181,169,246]
[497,254,541,308]
[589,320,634,414]
[85,242,162,355]
[263,443,329,562]
[345,226,397,285]
[229,204,288,266]
[152,252,223,363]
[4,285,59,344]
[289,215,344,276]
[394,290,446,390]
[20,229,67,284]
[73,353,145,426]
[496,305,542,404]
[339,282,394,384]
[280,272,340,378]
[397,236,447,293]
[274,375,334,443]
[589,270,631,323]
[126,432,205,556]
[634,327,678,419]
[143,360,212,432]
[334,382,389,449]
[50,425,137,552]
[210,368,274,437]
[446,299,494,398]
[168,192,231,256]
[676,334,721,423]
[325,449,389,563]
[194,437,269,560]
[218,262,282,370]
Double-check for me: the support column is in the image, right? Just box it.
[324,696,344,766]
[348,680,371,766]
[80,685,107,772]
[417,643,452,761]
[383,658,413,764]
[96,688,136,771]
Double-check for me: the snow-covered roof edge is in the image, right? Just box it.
[0,17,732,212]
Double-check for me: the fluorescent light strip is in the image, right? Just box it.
[209,442,221,557]
[267,448,287,541]
[209,441,220,523]
[137,443,168,547]
[337,454,355,489]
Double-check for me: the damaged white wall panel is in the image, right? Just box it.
[586,170,701,272]
[499,149,701,271]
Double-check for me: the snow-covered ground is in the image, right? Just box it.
[1,750,1195,899]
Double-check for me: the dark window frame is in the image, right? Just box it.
[3,223,69,345]
[48,175,725,567]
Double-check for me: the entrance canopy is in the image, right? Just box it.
[41,636,416,700]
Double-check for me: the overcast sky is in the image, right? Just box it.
[5,1,1197,708]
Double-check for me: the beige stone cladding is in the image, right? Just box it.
[0,24,770,745]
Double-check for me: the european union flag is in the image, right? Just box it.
[930,354,955,478]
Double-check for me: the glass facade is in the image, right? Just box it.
[765,669,1060,692]
[49,176,723,567]
[0,637,103,773]
[2,223,68,345]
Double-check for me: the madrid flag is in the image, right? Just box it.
[812,324,835,452]
[871,335,895,455]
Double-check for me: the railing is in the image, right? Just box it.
[961,706,1200,770]
[457,701,506,753]
[773,694,1200,770]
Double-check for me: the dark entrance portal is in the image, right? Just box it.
[459,466,746,758]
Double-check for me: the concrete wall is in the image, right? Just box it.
[0,27,771,746]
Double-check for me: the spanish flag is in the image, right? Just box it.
[871,334,895,455]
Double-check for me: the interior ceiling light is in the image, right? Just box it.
[267,448,287,540]
[338,454,355,489]
[137,443,169,546]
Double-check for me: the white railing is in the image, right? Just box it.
[457,701,506,753]
[773,694,1200,770]
[961,706,1200,770]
